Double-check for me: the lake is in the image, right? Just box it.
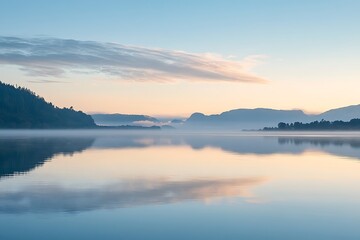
[0,130,360,239]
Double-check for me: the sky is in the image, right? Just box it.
[0,0,360,117]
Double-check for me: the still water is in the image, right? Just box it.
[0,130,360,239]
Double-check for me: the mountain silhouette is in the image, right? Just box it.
[0,81,96,128]
[185,108,310,130]
[318,104,360,121]
[2,81,360,130]
[185,106,360,130]
[92,105,360,130]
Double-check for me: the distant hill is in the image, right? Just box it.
[318,105,360,121]
[0,81,96,128]
[3,80,359,130]
[184,106,360,130]
[92,114,159,126]
[186,108,311,130]
[94,105,360,130]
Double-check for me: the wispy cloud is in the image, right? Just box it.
[0,36,267,83]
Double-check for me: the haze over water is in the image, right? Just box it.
[0,130,359,239]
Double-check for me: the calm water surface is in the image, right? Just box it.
[0,130,360,239]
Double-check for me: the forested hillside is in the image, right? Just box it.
[0,81,96,128]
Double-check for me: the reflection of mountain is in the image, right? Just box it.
[1,132,360,179]
[0,177,266,213]
[1,132,359,214]
[0,137,94,177]
[186,135,360,159]
[278,137,360,159]
[91,133,360,159]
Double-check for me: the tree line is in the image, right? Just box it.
[264,119,360,131]
[0,81,96,128]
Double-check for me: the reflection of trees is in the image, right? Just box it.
[0,137,94,178]
[277,136,360,159]
[278,137,360,148]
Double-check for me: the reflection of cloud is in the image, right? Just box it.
[0,177,266,213]
[0,36,267,83]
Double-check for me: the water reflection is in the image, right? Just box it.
[0,131,359,240]
[0,177,265,213]
[0,137,94,178]
[0,131,360,214]
[278,136,360,159]
[90,133,360,159]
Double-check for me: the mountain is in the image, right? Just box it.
[185,105,360,130]
[2,80,359,130]
[0,81,96,128]
[186,108,311,130]
[318,104,360,121]
[92,114,159,126]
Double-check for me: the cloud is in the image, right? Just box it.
[0,36,267,83]
[0,177,267,213]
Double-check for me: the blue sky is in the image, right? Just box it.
[1,0,360,116]
[2,0,359,53]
